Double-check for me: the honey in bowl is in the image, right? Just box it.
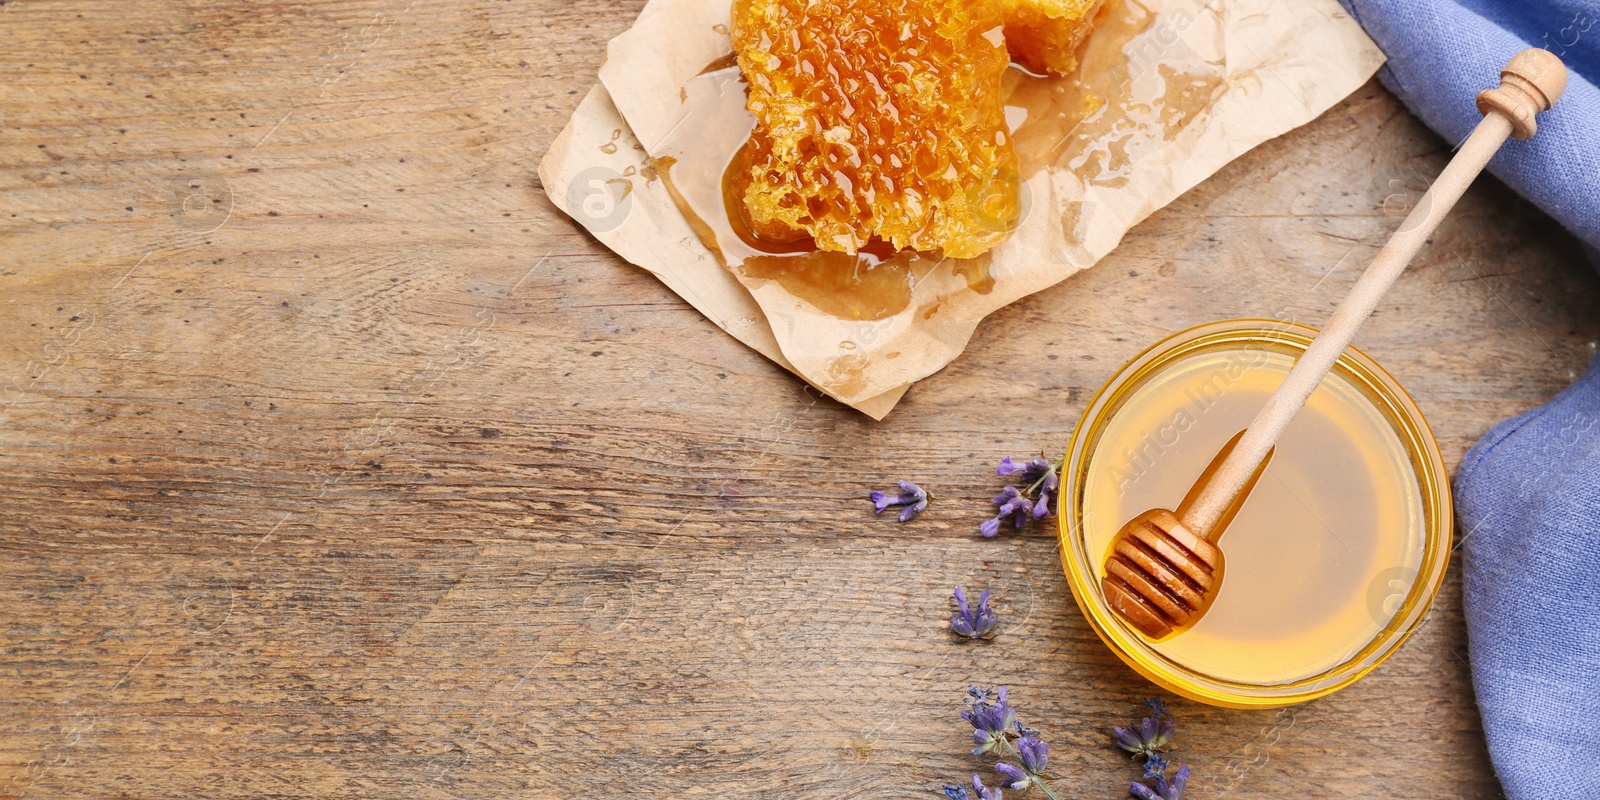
[1060,321,1452,707]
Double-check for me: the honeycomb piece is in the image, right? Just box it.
[1002,0,1105,76]
[731,0,1020,259]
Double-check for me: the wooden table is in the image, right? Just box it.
[3,2,1595,797]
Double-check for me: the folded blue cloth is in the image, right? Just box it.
[1336,3,1600,797]
[1338,0,1600,250]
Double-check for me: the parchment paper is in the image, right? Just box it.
[540,0,1383,417]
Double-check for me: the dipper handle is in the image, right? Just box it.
[1178,49,1567,538]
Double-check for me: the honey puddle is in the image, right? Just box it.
[1008,0,1225,187]
[652,0,1224,321]
[1081,348,1425,685]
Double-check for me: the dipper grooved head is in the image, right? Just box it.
[1100,508,1222,639]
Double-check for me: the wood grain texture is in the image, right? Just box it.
[2,2,1596,798]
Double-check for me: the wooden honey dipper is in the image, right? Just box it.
[1101,49,1569,640]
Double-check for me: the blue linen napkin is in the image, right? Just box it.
[1335,2,1600,797]
[1337,0,1599,251]
[1452,356,1600,799]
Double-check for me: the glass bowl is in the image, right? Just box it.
[1058,319,1452,708]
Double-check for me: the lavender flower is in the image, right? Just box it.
[1015,735,1049,774]
[945,774,1002,800]
[1130,765,1190,800]
[870,480,930,522]
[1113,698,1191,797]
[954,687,1064,800]
[995,456,1046,480]
[962,687,1017,755]
[1112,699,1175,760]
[989,734,1051,792]
[1142,753,1170,780]
[980,486,1033,537]
[971,773,1002,800]
[1032,469,1059,520]
[994,762,1031,791]
[984,456,1062,535]
[950,588,999,639]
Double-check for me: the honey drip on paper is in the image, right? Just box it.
[1005,0,1226,186]
[1081,348,1426,685]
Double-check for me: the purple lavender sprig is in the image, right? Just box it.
[981,457,1062,537]
[1112,697,1175,762]
[962,687,1017,756]
[870,480,931,522]
[957,687,1062,800]
[980,486,1032,538]
[950,588,999,639]
[995,735,1050,792]
[1114,698,1191,800]
[943,774,1003,800]
[1130,765,1189,800]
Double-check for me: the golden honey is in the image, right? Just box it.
[1002,0,1105,76]
[1060,321,1452,707]
[653,0,1226,323]
[730,0,1019,258]
[654,65,986,322]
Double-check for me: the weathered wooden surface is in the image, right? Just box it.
[2,2,1595,798]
